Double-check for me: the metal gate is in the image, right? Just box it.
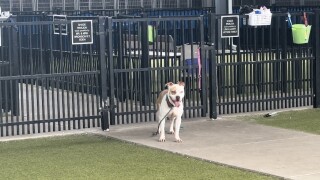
[103,16,208,126]
[0,17,102,137]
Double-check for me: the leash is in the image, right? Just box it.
[152,107,173,136]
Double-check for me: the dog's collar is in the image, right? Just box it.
[166,95,175,108]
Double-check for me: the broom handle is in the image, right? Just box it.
[303,12,308,27]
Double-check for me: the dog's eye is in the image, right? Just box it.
[171,91,176,94]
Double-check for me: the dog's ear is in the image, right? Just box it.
[166,82,174,87]
[178,81,185,86]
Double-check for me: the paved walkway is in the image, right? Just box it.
[2,115,320,180]
[104,116,320,180]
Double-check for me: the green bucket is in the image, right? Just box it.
[292,24,312,44]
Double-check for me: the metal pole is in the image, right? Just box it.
[74,0,79,11]
[10,17,20,116]
[281,8,288,92]
[98,16,110,130]
[208,13,217,119]
[152,0,156,9]
[140,12,151,106]
[313,9,320,108]
[107,17,116,125]
[32,0,38,11]
[200,16,207,117]
[9,0,12,12]
[114,0,119,10]
[215,0,228,50]
[228,0,232,14]
[125,0,128,9]
[102,0,106,9]
[62,0,65,11]
[19,0,22,11]
[50,0,53,11]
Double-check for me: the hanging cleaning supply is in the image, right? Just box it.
[303,12,308,42]
[291,12,311,44]
[292,24,311,44]
[287,12,292,28]
[303,12,308,27]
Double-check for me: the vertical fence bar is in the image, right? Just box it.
[313,9,320,108]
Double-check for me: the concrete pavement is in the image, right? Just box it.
[104,116,320,180]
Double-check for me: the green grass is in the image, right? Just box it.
[0,134,278,180]
[244,109,320,135]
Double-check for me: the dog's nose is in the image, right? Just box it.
[176,96,180,101]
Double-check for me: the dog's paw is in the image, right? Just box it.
[168,130,175,134]
[175,138,182,143]
[159,136,166,142]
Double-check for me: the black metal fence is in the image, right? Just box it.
[207,10,320,118]
[104,16,207,126]
[1,9,320,137]
[10,7,215,17]
[0,18,102,137]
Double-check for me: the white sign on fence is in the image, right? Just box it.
[71,20,93,45]
[53,15,67,35]
[221,15,239,38]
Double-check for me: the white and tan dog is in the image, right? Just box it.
[156,81,185,142]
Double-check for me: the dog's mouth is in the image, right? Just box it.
[167,94,183,107]
[173,100,181,107]
[172,97,182,107]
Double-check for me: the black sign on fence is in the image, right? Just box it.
[71,20,93,45]
[53,15,67,35]
[221,15,239,38]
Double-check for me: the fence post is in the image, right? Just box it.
[10,19,20,116]
[140,12,151,106]
[41,12,50,75]
[199,15,207,117]
[208,13,217,119]
[98,16,110,130]
[313,9,320,108]
[107,17,116,125]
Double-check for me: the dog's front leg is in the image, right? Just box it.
[158,114,166,142]
[174,116,182,142]
[169,117,175,134]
